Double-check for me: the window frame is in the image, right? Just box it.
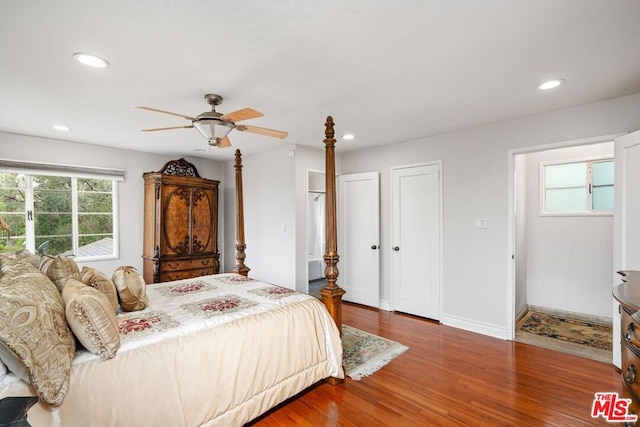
[539,155,614,217]
[0,161,122,261]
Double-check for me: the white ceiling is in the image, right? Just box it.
[1,1,639,161]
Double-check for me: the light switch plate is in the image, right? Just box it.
[475,218,488,229]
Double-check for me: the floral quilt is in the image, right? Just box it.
[73,273,308,364]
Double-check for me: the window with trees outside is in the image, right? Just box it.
[0,169,120,260]
[541,158,614,215]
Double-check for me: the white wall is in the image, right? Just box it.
[340,92,640,338]
[0,132,225,276]
[308,172,325,192]
[524,142,614,318]
[222,143,333,293]
[224,145,297,289]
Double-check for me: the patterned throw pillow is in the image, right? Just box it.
[62,279,120,360]
[12,249,41,269]
[40,255,81,292]
[112,266,148,312]
[0,262,76,406]
[80,267,119,314]
[0,251,42,280]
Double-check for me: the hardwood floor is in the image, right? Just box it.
[249,302,621,426]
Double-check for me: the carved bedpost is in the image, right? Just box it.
[319,116,346,338]
[233,149,250,277]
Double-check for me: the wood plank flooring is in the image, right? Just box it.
[249,302,621,426]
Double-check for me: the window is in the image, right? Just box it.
[541,158,614,215]
[0,165,121,260]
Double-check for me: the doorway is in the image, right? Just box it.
[508,136,618,359]
[307,171,325,298]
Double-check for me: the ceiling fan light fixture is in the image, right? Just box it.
[194,118,234,144]
[134,93,286,148]
[73,53,110,68]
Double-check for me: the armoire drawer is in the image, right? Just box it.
[159,267,216,283]
[161,258,215,272]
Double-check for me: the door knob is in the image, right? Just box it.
[393,246,400,251]
[371,245,378,250]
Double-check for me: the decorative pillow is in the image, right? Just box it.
[40,255,81,292]
[80,267,119,314]
[112,266,148,312]
[62,279,120,360]
[0,253,42,281]
[0,259,35,282]
[12,249,42,269]
[0,270,75,406]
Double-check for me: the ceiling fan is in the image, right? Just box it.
[134,94,288,148]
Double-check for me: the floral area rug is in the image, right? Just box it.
[342,325,408,380]
[516,310,612,351]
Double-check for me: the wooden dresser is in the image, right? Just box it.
[142,158,220,283]
[613,270,640,424]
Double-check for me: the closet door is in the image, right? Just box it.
[339,172,380,308]
[391,163,441,320]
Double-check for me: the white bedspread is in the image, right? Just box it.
[2,273,343,426]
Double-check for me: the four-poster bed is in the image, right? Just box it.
[0,117,345,426]
[231,116,345,332]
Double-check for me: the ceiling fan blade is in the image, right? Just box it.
[235,124,288,139]
[133,106,197,121]
[220,108,263,123]
[218,136,232,148]
[141,125,194,132]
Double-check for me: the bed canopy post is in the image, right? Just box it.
[233,149,250,277]
[319,116,346,337]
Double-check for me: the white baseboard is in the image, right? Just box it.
[441,313,508,340]
[378,299,392,311]
[515,304,529,323]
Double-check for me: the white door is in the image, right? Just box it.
[391,163,441,320]
[613,130,640,367]
[339,172,380,307]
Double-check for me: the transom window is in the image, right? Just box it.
[0,167,121,260]
[541,158,614,215]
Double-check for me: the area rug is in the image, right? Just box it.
[516,310,612,351]
[342,325,409,380]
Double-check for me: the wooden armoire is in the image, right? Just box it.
[142,158,220,283]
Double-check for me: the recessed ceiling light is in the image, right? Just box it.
[52,124,70,131]
[342,134,355,140]
[538,79,565,91]
[73,52,110,68]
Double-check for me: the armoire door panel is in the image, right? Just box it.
[191,187,214,253]
[162,185,191,255]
